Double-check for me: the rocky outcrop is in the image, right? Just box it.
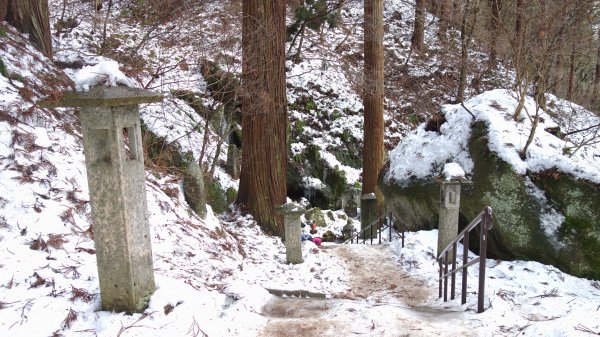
[381,121,600,280]
[183,161,207,219]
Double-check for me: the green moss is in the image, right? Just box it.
[135,293,152,312]
[204,177,227,214]
[305,207,326,227]
[341,129,351,143]
[331,109,341,120]
[408,113,419,125]
[324,166,348,205]
[292,95,318,114]
[295,145,348,208]
[0,57,7,78]
[293,119,305,137]
[531,171,600,279]
[0,27,7,38]
[379,178,440,230]
[225,187,237,204]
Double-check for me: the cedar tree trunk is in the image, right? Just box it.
[238,0,287,236]
[1,0,53,59]
[363,0,385,210]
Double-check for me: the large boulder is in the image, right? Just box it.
[183,161,207,219]
[531,171,600,278]
[381,121,600,280]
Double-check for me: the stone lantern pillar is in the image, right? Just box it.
[40,86,162,312]
[360,193,377,237]
[435,177,469,257]
[275,202,306,264]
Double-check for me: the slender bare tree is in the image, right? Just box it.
[411,0,426,51]
[488,0,502,67]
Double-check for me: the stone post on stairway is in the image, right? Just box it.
[276,202,306,264]
[435,176,470,258]
[360,193,377,238]
[39,86,162,312]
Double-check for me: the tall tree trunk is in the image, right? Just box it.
[238,0,288,236]
[363,0,385,212]
[456,0,477,102]
[2,0,53,59]
[488,0,502,67]
[437,0,450,44]
[0,1,8,21]
[567,39,575,101]
[411,0,425,51]
[594,29,600,106]
[514,0,524,65]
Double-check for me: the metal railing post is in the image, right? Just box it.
[388,213,392,242]
[402,222,405,248]
[478,208,491,313]
[462,233,469,305]
[437,206,493,313]
[443,251,449,302]
[451,242,457,300]
[439,258,443,298]
[378,217,382,244]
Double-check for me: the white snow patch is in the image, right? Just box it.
[74,60,137,91]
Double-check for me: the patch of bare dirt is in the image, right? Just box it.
[258,244,473,337]
[332,244,430,306]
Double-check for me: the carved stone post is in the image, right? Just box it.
[40,86,162,312]
[276,202,305,264]
[436,178,468,257]
[360,193,377,238]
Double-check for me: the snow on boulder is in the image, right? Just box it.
[381,89,600,280]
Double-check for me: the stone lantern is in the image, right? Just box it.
[360,193,377,237]
[40,86,162,312]
[275,202,306,264]
[435,176,470,257]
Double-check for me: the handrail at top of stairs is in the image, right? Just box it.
[437,206,493,313]
[345,212,407,247]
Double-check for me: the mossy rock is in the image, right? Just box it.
[380,178,439,231]
[288,144,350,209]
[342,223,354,241]
[380,121,568,275]
[531,171,600,279]
[322,230,336,242]
[225,187,238,204]
[183,162,207,219]
[0,56,8,78]
[462,122,555,263]
[204,177,228,214]
[305,207,326,227]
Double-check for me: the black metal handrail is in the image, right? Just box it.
[438,206,493,313]
[345,212,406,246]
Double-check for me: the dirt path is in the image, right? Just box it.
[332,244,430,305]
[258,244,473,337]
